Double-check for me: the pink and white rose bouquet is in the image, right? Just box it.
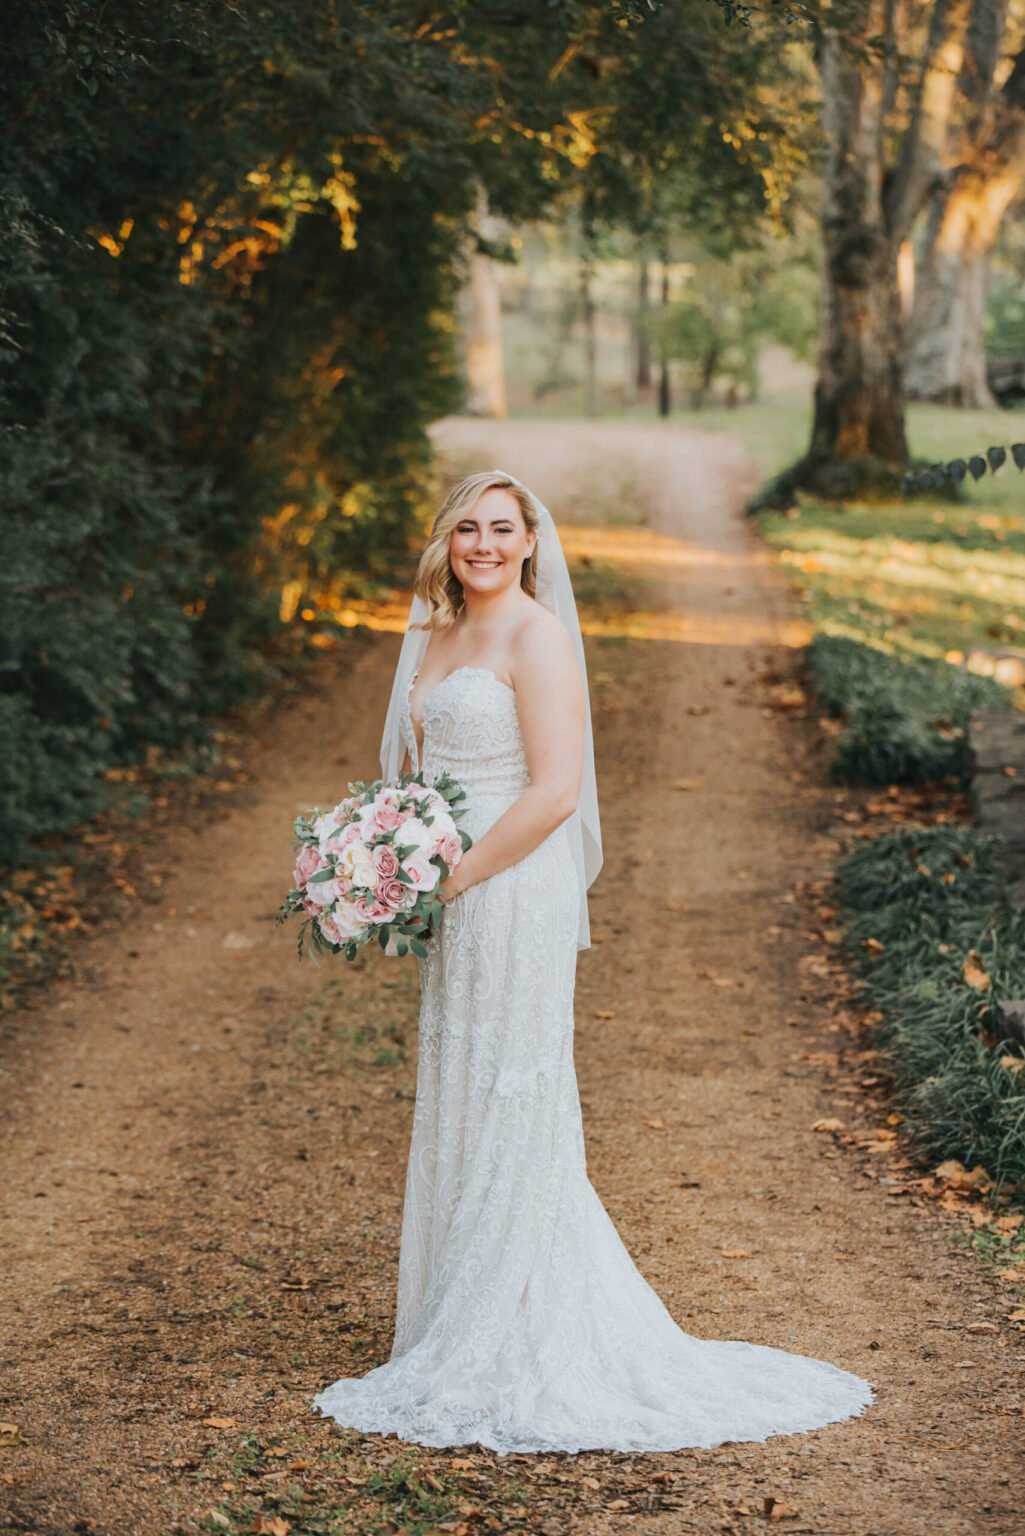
[277,770,471,961]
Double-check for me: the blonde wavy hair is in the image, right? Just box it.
[414,471,539,631]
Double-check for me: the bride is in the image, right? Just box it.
[311,469,873,1454]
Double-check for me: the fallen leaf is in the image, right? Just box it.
[607,1499,631,1511]
[812,1118,846,1133]
[450,1458,475,1471]
[935,1160,991,1190]
[1000,1055,1024,1075]
[687,704,710,716]
[731,1499,752,1516]
[643,1116,667,1130]
[286,1460,311,1472]
[1008,1309,1025,1323]
[722,1249,751,1259]
[0,1424,23,1447]
[997,1268,1025,1284]
[250,1518,290,1536]
[262,1446,289,1458]
[581,1476,600,1490]
[670,777,704,791]
[764,1496,799,1521]
[594,1009,616,1020]
[201,1417,237,1430]
[965,1321,998,1334]
[860,937,885,956]
[996,1214,1024,1234]
[962,950,991,991]
[772,685,806,710]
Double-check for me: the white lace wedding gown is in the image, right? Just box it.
[311,666,874,1453]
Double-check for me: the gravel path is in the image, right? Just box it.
[2,420,1021,1536]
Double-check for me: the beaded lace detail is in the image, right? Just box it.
[311,669,874,1453]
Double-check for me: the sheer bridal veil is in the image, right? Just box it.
[378,470,602,950]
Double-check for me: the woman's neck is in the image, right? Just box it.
[459,583,529,630]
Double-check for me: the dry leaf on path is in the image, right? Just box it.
[722,1249,751,1259]
[1008,1309,1025,1323]
[997,1268,1025,1284]
[607,1499,631,1511]
[643,1116,667,1130]
[594,1009,616,1020]
[201,1417,236,1430]
[250,1517,291,1536]
[812,1118,846,1133]
[0,1424,23,1447]
[996,1214,1024,1234]
[731,1499,752,1516]
[669,777,704,791]
[764,1496,799,1521]
[861,937,884,956]
[965,1321,998,1334]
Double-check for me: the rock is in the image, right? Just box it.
[968,709,1025,905]
[994,1000,1025,1048]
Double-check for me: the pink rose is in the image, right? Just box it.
[371,802,404,833]
[372,844,400,880]
[354,893,392,925]
[403,854,439,893]
[294,843,326,889]
[437,832,463,871]
[302,893,322,917]
[324,822,363,854]
[375,877,409,911]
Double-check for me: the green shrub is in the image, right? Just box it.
[839,826,1025,1186]
[810,635,1010,786]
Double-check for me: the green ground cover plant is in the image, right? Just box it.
[839,826,1025,1188]
[810,635,1009,786]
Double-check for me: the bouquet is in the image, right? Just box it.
[277,771,471,961]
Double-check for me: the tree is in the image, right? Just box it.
[905,2,1025,406]
[794,1,976,488]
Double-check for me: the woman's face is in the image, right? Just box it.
[448,487,536,600]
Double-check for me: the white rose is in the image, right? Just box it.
[337,840,376,889]
[393,816,432,855]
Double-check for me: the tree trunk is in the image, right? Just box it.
[807,14,908,468]
[636,260,651,390]
[796,0,973,487]
[658,258,670,417]
[906,44,1025,406]
[460,194,507,419]
[581,255,598,418]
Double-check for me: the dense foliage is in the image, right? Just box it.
[840,826,1025,1186]
[1,0,795,867]
[810,636,1009,787]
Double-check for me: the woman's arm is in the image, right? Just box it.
[439,619,584,899]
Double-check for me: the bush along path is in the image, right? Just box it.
[2,419,1024,1536]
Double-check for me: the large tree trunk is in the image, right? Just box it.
[460,194,507,418]
[906,41,1025,406]
[807,12,908,468]
[797,0,972,487]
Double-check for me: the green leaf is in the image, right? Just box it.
[410,937,427,958]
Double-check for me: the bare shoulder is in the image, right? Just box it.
[509,603,580,693]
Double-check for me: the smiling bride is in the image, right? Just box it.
[311,469,874,1454]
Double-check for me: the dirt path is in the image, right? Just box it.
[2,421,1022,1536]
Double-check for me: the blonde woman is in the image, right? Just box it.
[312,470,873,1454]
